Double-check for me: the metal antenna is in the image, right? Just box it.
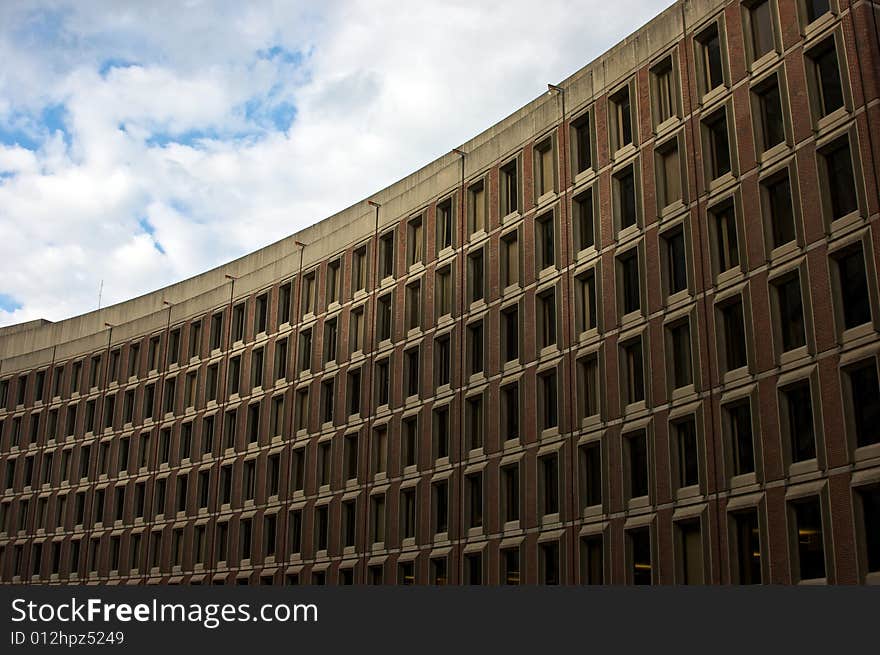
[97,279,104,309]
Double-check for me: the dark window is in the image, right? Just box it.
[669,319,693,389]
[792,497,826,581]
[732,509,762,584]
[698,23,725,92]
[835,245,872,330]
[581,535,604,584]
[774,273,806,352]
[619,249,641,315]
[756,75,785,151]
[846,360,880,448]
[764,172,796,248]
[580,442,602,509]
[720,297,748,371]
[674,417,699,489]
[629,528,652,585]
[858,485,880,573]
[748,0,776,61]
[809,38,844,118]
[704,109,731,179]
[574,188,595,251]
[821,137,858,220]
[783,381,815,463]
[622,337,645,405]
[625,430,649,499]
[615,166,638,230]
[664,227,688,295]
[711,201,740,274]
[572,113,592,174]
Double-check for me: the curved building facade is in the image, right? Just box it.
[1,0,880,585]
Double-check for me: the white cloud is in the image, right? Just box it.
[0,0,670,326]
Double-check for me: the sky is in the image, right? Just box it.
[0,0,671,327]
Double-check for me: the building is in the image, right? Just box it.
[1,0,879,585]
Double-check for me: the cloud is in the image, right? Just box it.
[0,0,670,327]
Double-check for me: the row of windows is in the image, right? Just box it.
[3,345,877,539]
[3,481,878,584]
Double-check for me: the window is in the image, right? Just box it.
[255,293,268,334]
[320,378,334,425]
[232,304,245,342]
[341,433,359,483]
[502,382,519,442]
[844,359,880,448]
[277,282,292,325]
[432,480,448,534]
[673,416,699,490]
[377,294,392,342]
[577,354,600,421]
[370,494,385,544]
[326,259,341,305]
[668,318,693,390]
[129,343,140,377]
[703,107,731,180]
[435,266,452,319]
[628,527,652,584]
[855,485,880,576]
[402,416,418,468]
[696,22,725,94]
[375,358,390,407]
[655,138,682,210]
[771,272,806,352]
[718,296,748,372]
[501,305,519,363]
[753,73,785,153]
[405,282,421,331]
[379,231,395,280]
[535,212,555,271]
[575,270,598,335]
[434,334,451,389]
[317,440,331,487]
[806,38,844,119]
[579,441,602,509]
[465,553,483,585]
[466,472,483,528]
[347,367,362,415]
[539,453,559,516]
[762,170,796,249]
[297,329,311,375]
[323,317,338,365]
[350,305,365,353]
[407,217,423,268]
[722,398,755,476]
[467,322,483,376]
[436,199,453,253]
[790,496,826,581]
[291,447,305,493]
[745,0,776,63]
[534,138,555,197]
[209,314,222,351]
[818,136,858,221]
[294,386,309,432]
[404,347,420,397]
[500,159,519,216]
[803,0,830,24]
[581,535,604,584]
[780,380,816,463]
[609,85,633,152]
[677,520,704,584]
[540,541,560,585]
[372,426,388,476]
[662,226,688,296]
[613,164,638,231]
[573,187,596,252]
[539,369,559,431]
[708,201,740,275]
[467,249,484,304]
[251,348,264,390]
[501,230,520,288]
[617,248,641,316]
[731,509,762,584]
[832,244,872,331]
[288,510,302,554]
[342,500,356,547]
[352,245,367,293]
[466,394,483,450]
[537,288,557,349]
[502,547,520,585]
[274,338,288,381]
[400,489,416,540]
[467,180,486,236]
[621,336,645,405]
[433,405,449,460]
[650,56,678,127]
[624,429,649,500]
[572,112,593,174]
[501,464,519,523]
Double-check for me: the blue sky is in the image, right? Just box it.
[0,0,670,327]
